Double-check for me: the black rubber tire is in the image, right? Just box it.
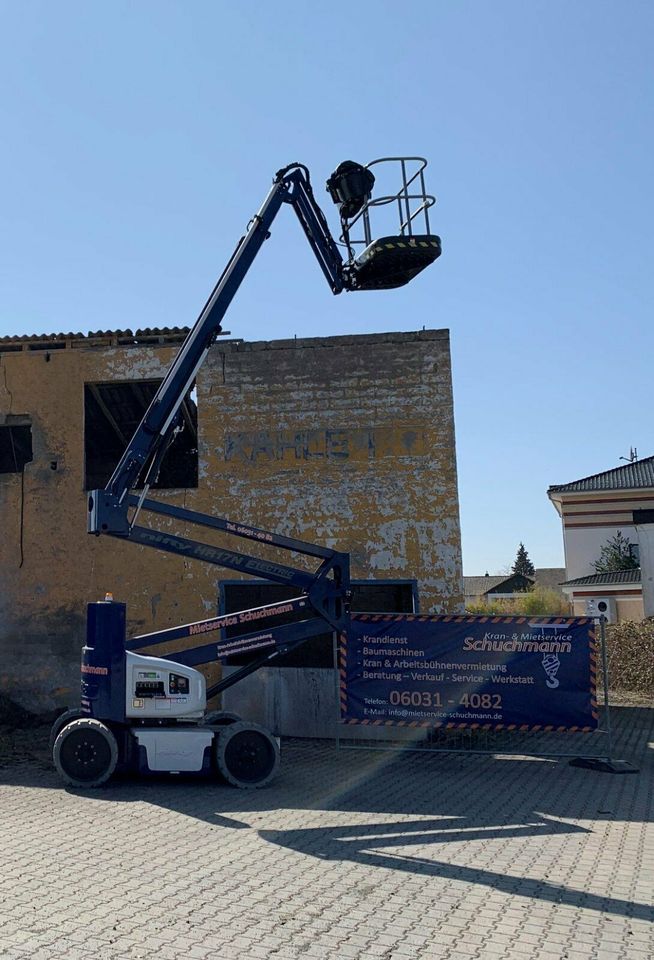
[53,718,118,788]
[48,708,84,756]
[214,721,280,789]
[202,710,241,727]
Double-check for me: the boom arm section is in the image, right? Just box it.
[114,493,350,702]
[89,164,345,537]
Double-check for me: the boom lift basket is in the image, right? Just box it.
[327,157,441,291]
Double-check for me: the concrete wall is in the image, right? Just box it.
[634,520,654,618]
[0,329,462,710]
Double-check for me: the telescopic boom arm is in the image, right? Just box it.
[89,164,345,536]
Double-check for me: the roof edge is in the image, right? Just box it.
[548,456,654,494]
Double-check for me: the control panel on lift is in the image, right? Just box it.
[125,652,206,719]
[134,673,189,697]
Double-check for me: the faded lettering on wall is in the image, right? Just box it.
[225,426,426,463]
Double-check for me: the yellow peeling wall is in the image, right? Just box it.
[0,330,462,710]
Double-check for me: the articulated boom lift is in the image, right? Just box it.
[51,158,441,788]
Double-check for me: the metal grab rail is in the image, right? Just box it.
[339,157,437,254]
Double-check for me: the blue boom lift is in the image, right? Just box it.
[51,158,441,788]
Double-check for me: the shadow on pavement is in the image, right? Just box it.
[1,704,652,922]
[259,816,653,922]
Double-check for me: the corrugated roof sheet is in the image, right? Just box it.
[0,327,191,347]
[549,456,654,493]
[560,569,642,587]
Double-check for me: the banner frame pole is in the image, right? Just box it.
[333,630,341,752]
[599,614,613,763]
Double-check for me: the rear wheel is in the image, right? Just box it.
[53,718,118,788]
[214,721,280,789]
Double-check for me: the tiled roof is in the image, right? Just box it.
[533,567,567,591]
[464,576,508,596]
[560,569,641,587]
[549,456,654,494]
[464,574,534,597]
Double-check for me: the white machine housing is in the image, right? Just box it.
[133,727,214,771]
[125,651,206,719]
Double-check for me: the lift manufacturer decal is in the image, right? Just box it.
[340,614,598,731]
[81,663,109,676]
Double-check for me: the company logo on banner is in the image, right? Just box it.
[340,615,598,731]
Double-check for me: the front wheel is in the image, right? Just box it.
[202,710,241,727]
[214,721,280,789]
[49,708,84,755]
[53,718,118,788]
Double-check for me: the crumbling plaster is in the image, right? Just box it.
[0,329,462,709]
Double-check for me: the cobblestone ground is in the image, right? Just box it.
[0,706,652,960]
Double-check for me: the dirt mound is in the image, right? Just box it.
[0,693,46,729]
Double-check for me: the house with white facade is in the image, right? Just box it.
[548,456,654,622]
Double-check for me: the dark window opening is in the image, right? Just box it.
[84,380,198,490]
[629,542,640,565]
[0,424,33,474]
[219,579,416,669]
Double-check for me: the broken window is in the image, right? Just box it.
[0,423,33,474]
[84,380,198,490]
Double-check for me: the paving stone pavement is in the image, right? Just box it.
[0,705,652,960]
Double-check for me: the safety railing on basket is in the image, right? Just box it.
[338,157,437,259]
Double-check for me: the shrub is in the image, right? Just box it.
[464,595,653,697]
[465,586,572,617]
[603,619,654,696]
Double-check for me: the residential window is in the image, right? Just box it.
[629,543,640,565]
[0,423,33,474]
[84,380,198,490]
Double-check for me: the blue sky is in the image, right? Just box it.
[1,1,652,575]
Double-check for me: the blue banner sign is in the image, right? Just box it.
[340,615,598,731]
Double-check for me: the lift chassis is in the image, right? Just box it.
[51,158,441,788]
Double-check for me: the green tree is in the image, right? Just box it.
[592,531,639,573]
[512,542,535,577]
